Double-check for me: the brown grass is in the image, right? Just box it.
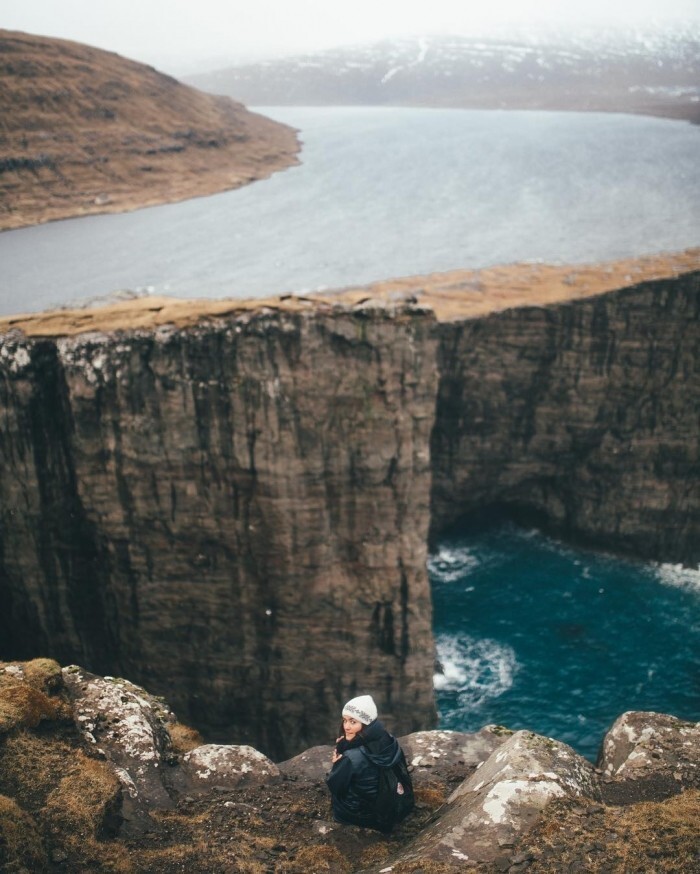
[614,790,700,873]
[2,247,698,337]
[414,785,448,811]
[0,683,65,735]
[521,790,700,873]
[276,844,352,873]
[0,730,75,807]
[0,728,131,872]
[22,658,64,694]
[390,863,462,874]
[43,753,130,872]
[168,721,204,756]
[0,659,71,736]
[0,794,48,872]
[134,810,279,874]
[137,842,267,874]
[44,752,123,836]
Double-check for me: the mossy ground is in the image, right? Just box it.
[497,792,700,874]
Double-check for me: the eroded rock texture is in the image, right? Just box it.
[0,307,439,758]
[431,273,700,565]
[390,730,598,869]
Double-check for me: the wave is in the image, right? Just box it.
[653,562,700,594]
[433,633,518,709]
[427,544,480,583]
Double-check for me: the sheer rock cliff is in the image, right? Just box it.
[0,252,698,757]
[0,306,439,759]
[430,271,700,565]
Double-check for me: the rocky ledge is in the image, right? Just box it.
[1,659,699,873]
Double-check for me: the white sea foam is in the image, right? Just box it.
[427,545,480,583]
[433,634,518,708]
[654,562,700,594]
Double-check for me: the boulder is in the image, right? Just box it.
[182,744,280,790]
[399,726,511,783]
[62,665,177,833]
[598,711,700,804]
[382,730,598,870]
[278,744,334,782]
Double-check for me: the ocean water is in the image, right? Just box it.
[429,524,700,761]
[2,107,700,316]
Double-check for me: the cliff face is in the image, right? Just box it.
[430,273,700,565]
[0,307,439,758]
[0,265,698,757]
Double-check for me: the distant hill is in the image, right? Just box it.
[187,27,700,123]
[0,30,300,230]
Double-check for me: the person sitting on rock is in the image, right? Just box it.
[325,694,413,832]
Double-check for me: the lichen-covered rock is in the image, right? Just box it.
[400,726,511,781]
[598,710,700,804]
[182,744,281,790]
[62,665,177,832]
[387,730,597,870]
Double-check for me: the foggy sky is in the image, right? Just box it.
[3,0,699,73]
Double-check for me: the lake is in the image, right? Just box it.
[1,106,699,316]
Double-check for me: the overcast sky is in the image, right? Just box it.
[4,0,699,73]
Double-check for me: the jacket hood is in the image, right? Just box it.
[360,719,402,767]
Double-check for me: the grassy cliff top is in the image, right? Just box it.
[1,247,698,339]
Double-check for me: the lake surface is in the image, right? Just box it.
[1,107,700,316]
[430,525,700,761]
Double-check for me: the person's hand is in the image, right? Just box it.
[331,750,342,764]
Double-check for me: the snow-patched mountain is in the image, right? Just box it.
[187,26,700,122]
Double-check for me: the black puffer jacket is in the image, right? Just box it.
[325,719,403,829]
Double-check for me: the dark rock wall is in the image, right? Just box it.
[0,272,698,757]
[0,308,439,759]
[430,274,700,565]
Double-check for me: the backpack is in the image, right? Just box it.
[372,749,415,833]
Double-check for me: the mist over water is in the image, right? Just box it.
[2,107,700,316]
[429,525,700,760]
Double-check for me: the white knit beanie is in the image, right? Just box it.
[342,694,378,725]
